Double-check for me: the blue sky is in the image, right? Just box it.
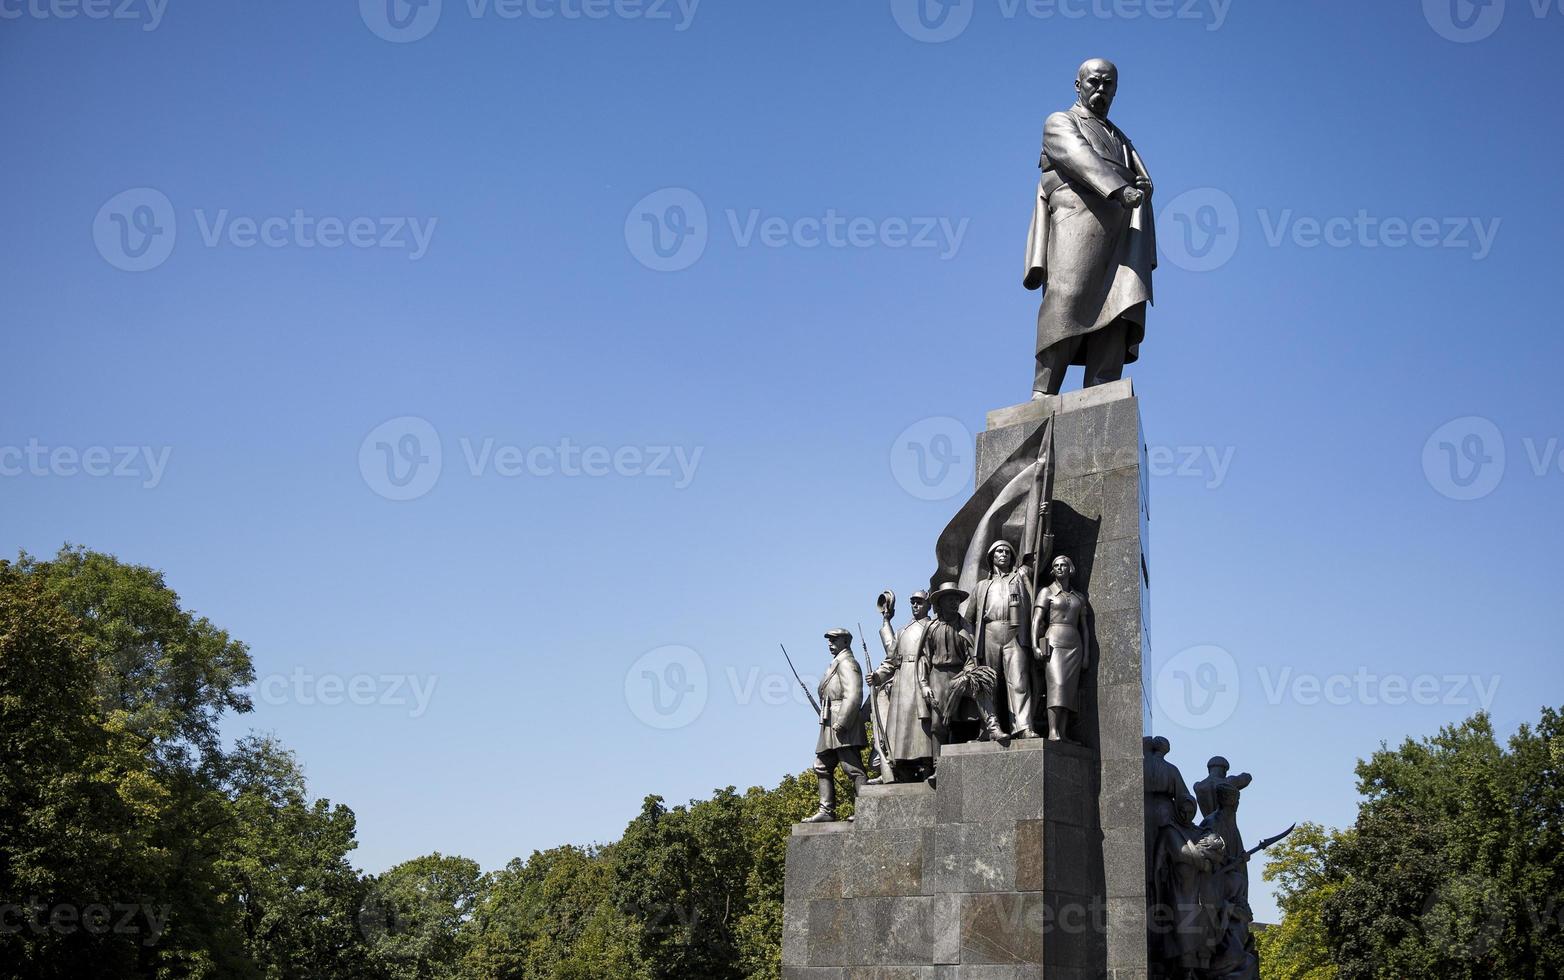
[4,0,1562,924]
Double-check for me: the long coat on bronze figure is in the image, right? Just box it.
[1024,103,1156,372]
[816,647,867,753]
[874,615,936,765]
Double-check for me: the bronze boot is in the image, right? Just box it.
[801,776,837,823]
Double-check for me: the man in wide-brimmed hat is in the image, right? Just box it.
[802,628,868,823]
[918,584,1007,758]
[872,589,936,783]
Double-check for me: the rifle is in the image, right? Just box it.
[1222,823,1297,871]
[779,643,821,715]
[860,621,894,779]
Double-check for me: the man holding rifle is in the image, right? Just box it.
[799,628,868,824]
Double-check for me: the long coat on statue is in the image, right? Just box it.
[1024,103,1156,366]
[816,649,867,753]
[873,618,936,763]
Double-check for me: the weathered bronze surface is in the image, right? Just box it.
[1024,58,1156,398]
[801,629,867,824]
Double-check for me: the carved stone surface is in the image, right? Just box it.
[786,741,1107,974]
[783,383,1151,977]
[978,382,1152,979]
[854,783,938,832]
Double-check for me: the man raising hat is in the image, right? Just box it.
[872,589,937,783]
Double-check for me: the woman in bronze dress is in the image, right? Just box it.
[1035,554,1093,741]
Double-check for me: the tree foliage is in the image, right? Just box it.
[1,548,370,979]
[1,542,832,980]
[1259,708,1564,980]
[42,547,1564,979]
[1255,823,1343,980]
[364,853,484,979]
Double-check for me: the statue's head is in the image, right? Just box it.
[1075,58,1119,117]
[929,582,969,619]
[988,540,1017,573]
[1207,756,1230,775]
[1152,736,1171,756]
[824,628,853,654]
[1051,554,1076,582]
[908,590,930,619]
[1175,795,1198,824]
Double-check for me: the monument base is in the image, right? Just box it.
[783,740,1107,979]
[782,381,1152,978]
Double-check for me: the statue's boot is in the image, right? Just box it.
[801,776,837,823]
[979,704,1012,744]
[1047,707,1071,742]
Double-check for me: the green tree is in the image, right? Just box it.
[17,546,253,771]
[3,547,265,976]
[1,548,382,980]
[1256,823,1343,980]
[219,736,376,980]
[612,792,753,980]
[460,845,643,980]
[364,853,483,979]
[1323,710,1564,979]
[0,564,162,978]
[1256,707,1564,980]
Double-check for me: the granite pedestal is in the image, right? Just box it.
[782,381,1152,980]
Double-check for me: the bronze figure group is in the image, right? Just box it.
[795,537,1093,827]
[1144,737,1284,980]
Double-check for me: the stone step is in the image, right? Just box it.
[851,781,937,831]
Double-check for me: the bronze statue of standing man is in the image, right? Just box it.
[802,628,869,823]
[964,541,1039,740]
[1024,58,1156,398]
[873,590,937,783]
[1194,758,1255,904]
